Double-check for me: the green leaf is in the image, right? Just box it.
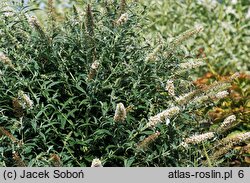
[124,157,135,167]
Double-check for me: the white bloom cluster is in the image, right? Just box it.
[184,132,215,145]
[2,5,14,17]
[145,45,162,62]
[22,93,33,108]
[18,91,33,109]
[215,90,229,99]
[230,72,240,80]
[219,132,250,146]
[0,52,14,68]
[28,15,37,25]
[230,132,250,143]
[219,115,236,129]
[180,142,189,148]
[28,15,41,28]
[147,106,180,128]
[0,52,8,62]
[91,158,103,167]
[172,25,203,46]
[91,60,100,70]
[116,13,128,25]
[207,82,231,94]
[165,80,175,96]
[88,60,100,80]
[191,95,209,104]
[114,103,127,122]
[175,90,196,104]
[179,61,205,70]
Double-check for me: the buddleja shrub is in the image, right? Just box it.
[0,0,247,167]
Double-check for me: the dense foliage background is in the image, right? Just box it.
[144,0,250,166]
[0,0,249,167]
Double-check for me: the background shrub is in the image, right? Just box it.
[144,0,250,74]
[0,0,249,167]
[143,0,250,166]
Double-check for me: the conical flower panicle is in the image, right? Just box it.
[201,72,239,94]
[183,132,215,146]
[18,91,33,109]
[0,52,14,69]
[85,4,96,62]
[119,0,126,15]
[190,95,209,105]
[12,98,24,118]
[1,4,15,17]
[175,90,198,105]
[214,90,229,100]
[182,74,237,107]
[172,25,203,47]
[72,5,79,21]
[28,15,46,38]
[210,144,233,162]
[11,91,33,117]
[91,158,103,167]
[137,131,160,150]
[207,82,231,94]
[50,153,62,167]
[47,0,55,31]
[0,126,18,143]
[146,106,180,128]
[88,60,100,80]
[185,89,229,107]
[12,151,26,167]
[230,72,240,81]
[28,16,41,29]
[217,115,237,133]
[212,132,250,161]
[85,4,95,37]
[165,80,175,97]
[178,59,206,71]
[116,13,129,26]
[114,103,127,122]
[219,132,250,147]
[22,93,33,109]
[145,44,162,62]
